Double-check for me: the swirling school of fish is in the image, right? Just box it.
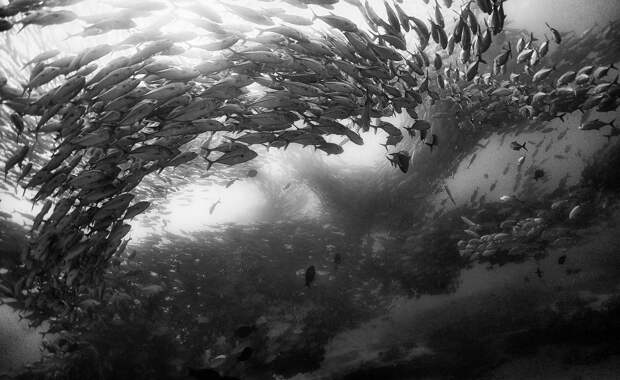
[0,0,618,325]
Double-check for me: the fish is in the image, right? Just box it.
[4,145,29,179]
[209,200,221,215]
[333,253,342,270]
[533,169,545,181]
[545,22,562,44]
[569,205,582,220]
[493,41,512,69]
[510,141,527,151]
[18,10,78,32]
[305,265,316,287]
[0,0,617,334]
[579,119,614,131]
[535,267,543,278]
[387,151,410,173]
[532,66,555,83]
[312,10,357,32]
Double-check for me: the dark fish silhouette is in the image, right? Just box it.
[305,265,316,287]
[333,253,342,270]
[510,141,527,151]
[533,169,545,181]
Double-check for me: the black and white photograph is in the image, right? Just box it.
[0,0,619,379]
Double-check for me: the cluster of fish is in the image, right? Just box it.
[0,0,618,321]
[443,21,620,133]
[456,191,594,279]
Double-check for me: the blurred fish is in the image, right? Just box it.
[533,169,545,181]
[510,141,527,151]
[333,252,342,270]
[305,265,316,287]
[545,22,561,44]
[387,151,410,173]
[209,199,221,215]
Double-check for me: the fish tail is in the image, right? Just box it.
[205,159,214,171]
[310,9,318,22]
[609,119,616,128]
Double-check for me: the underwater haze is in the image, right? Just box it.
[0,0,620,379]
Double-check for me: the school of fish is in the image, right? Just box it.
[0,0,618,326]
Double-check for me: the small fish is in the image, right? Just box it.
[569,205,582,220]
[499,195,522,203]
[558,255,567,265]
[579,119,614,131]
[467,153,477,168]
[533,169,545,181]
[536,267,543,278]
[510,141,527,151]
[4,145,29,179]
[545,22,561,44]
[387,151,410,173]
[333,253,342,270]
[444,185,457,206]
[209,199,221,215]
[305,265,316,287]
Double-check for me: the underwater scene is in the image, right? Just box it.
[0,0,619,379]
